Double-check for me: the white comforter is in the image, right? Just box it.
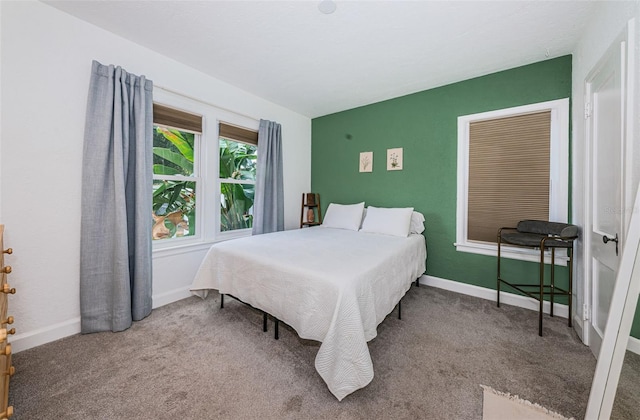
[191,227,426,400]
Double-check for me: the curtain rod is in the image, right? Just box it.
[153,84,259,123]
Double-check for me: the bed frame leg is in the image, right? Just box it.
[415,278,420,287]
[263,312,268,332]
[275,318,279,340]
[398,300,402,320]
[220,293,224,309]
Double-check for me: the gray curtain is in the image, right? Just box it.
[80,60,153,333]
[252,119,284,235]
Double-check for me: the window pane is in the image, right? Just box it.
[220,183,254,231]
[153,126,195,176]
[219,138,257,181]
[152,180,196,240]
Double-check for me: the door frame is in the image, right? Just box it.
[582,20,635,350]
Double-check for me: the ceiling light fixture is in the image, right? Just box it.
[318,0,337,15]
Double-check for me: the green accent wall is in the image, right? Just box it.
[633,304,640,338]
[311,55,640,339]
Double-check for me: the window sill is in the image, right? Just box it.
[454,241,568,266]
[153,229,252,259]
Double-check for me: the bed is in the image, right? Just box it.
[190,205,427,401]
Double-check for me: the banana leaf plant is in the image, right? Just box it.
[152,127,195,239]
[152,127,258,238]
[219,138,257,231]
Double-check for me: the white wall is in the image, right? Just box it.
[0,1,311,352]
[571,1,640,341]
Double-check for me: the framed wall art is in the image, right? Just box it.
[387,148,403,171]
[359,151,373,172]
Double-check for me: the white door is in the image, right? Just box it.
[585,38,626,358]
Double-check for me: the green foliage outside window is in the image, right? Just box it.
[219,138,257,232]
[152,127,258,240]
[152,127,196,240]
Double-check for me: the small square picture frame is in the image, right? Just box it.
[387,148,403,171]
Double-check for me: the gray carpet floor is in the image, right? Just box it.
[8,286,640,419]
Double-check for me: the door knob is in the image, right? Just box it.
[603,233,619,256]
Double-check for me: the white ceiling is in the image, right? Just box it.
[45,0,598,118]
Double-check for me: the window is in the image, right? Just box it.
[218,123,258,232]
[455,98,569,263]
[152,104,202,242]
[151,88,260,250]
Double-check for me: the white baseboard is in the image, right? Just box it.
[12,279,640,356]
[419,274,569,318]
[12,287,193,353]
[419,275,640,356]
[11,317,81,354]
[152,286,193,309]
[628,336,640,355]
[572,314,586,344]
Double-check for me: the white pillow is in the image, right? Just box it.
[410,211,426,234]
[321,202,365,231]
[360,206,414,237]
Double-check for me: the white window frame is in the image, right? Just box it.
[152,124,202,247]
[454,98,570,264]
[152,88,259,256]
